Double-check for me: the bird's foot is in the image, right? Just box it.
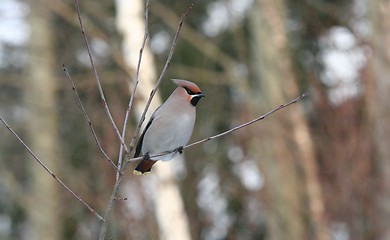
[174,146,184,154]
[143,152,150,160]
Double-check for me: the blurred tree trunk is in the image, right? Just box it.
[116,0,192,239]
[367,1,390,239]
[249,0,329,239]
[24,2,62,240]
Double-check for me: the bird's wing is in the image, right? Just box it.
[134,117,154,158]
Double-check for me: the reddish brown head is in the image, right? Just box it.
[172,79,205,106]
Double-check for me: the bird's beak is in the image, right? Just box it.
[196,93,206,98]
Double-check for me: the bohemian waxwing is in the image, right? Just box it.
[133,79,205,175]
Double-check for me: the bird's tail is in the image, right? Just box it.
[133,159,157,175]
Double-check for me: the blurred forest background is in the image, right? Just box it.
[0,0,389,239]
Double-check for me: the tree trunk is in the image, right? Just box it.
[116,1,192,239]
[366,1,390,239]
[24,2,62,240]
[249,0,329,239]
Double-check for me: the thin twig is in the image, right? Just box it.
[63,65,122,174]
[0,115,104,222]
[126,93,307,163]
[73,0,128,153]
[98,3,195,240]
[117,0,151,180]
[128,2,195,154]
[98,161,127,240]
[186,93,308,148]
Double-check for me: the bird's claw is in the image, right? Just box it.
[175,146,184,154]
[143,152,150,160]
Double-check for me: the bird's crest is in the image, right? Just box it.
[172,79,202,94]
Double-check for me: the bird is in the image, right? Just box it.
[133,79,205,175]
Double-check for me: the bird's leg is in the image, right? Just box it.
[174,146,184,154]
[143,152,150,160]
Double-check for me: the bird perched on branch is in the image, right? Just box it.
[133,79,205,175]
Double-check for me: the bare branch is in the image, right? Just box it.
[116,0,151,180]
[0,115,104,222]
[98,161,127,240]
[72,0,128,153]
[126,93,307,163]
[186,93,308,148]
[99,2,194,239]
[127,2,195,154]
[63,65,122,173]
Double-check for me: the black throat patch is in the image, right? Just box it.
[191,96,202,106]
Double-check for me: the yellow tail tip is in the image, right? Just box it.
[133,170,150,176]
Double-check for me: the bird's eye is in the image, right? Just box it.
[184,87,194,95]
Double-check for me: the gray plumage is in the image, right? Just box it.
[133,79,205,175]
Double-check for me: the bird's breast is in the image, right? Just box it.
[142,110,196,161]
